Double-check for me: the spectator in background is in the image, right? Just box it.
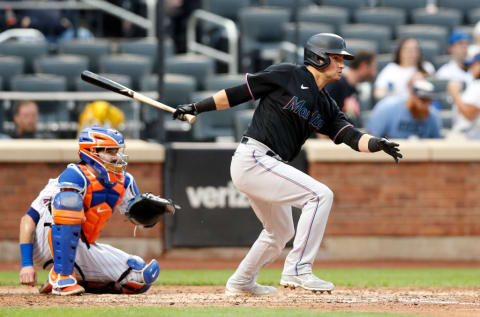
[436,31,472,83]
[77,101,125,136]
[325,50,377,127]
[468,21,480,58]
[447,52,480,139]
[15,1,92,43]
[367,79,442,139]
[374,38,435,100]
[10,100,40,139]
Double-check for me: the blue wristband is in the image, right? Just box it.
[20,243,34,268]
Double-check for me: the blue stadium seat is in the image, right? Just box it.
[0,56,24,90]
[99,54,153,90]
[354,7,407,36]
[340,24,392,54]
[165,54,215,91]
[0,41,48,73]
[58,39,111,72]
[283,22,335,46]
[35,54,89,91]
[298,6,349,34]
[411,8,463,31]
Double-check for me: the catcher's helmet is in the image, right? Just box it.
[78,126,127,184]
[304,33,354,70]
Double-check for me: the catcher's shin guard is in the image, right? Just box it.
[118,256,160,294]
[49,191,84,293]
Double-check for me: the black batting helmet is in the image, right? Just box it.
[304,33,354,70]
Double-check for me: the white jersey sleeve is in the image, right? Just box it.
[117,172,139,215]
[30,178,61,219]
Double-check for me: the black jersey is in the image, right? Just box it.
[244,63,353,162]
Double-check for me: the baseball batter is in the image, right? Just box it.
[173,33,402,296]
[19,126,160,295]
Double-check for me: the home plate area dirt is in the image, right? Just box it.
[2,285,480,317]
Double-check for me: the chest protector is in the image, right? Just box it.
[77,164,126,244]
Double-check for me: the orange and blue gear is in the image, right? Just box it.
[49,190,84,290]
[78,126,127,184]
[77,164,126,244]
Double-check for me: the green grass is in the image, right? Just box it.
[0,307,427,317]
[3,268,480,287]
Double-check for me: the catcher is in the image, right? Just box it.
[19,126,177,295]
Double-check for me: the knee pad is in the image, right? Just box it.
[119,256,160,294]
[50,191,84,277]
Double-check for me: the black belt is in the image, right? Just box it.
[241,136,277,158]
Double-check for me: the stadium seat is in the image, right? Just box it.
[0,41,48,73]
[233,109,255,141]
[0,56,24,90]
[344,38,379,54]
[11,74,68,122]
[411,8,463,31]
[165,53,215,91]
[238,7,290,67]
[118,37,175,69]
[380,0,427,16]
[354,7,407,35]
[340,24,392,54]
[202,0,251,21]
[283,22,335,46]
[419,40,441,63]
[376,53,394,73]
[58,39,111,72]
[140,73,196,106]
[396,24,449,55]
[321,0,370,16]
[468,8,480,25]
[260,0,314,18]
[191,90,250,141]
[99,54,153,90]
[34,54,89,91]
[205,74,246,91]
[439,0,479,23]
[298,6,349,34]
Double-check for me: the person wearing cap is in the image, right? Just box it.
[436,31,472,83]
[367,79,442,139]
[447,52,480,139]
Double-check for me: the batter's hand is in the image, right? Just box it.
[377,138,402,164]
[20,266,37,286]
[172,103,197,121]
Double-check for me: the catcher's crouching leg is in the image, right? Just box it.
[47,191,85,296]
[118,256,160,294]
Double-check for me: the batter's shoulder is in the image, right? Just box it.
[264,63,299,73]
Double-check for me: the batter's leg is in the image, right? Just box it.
[227,199,294,291]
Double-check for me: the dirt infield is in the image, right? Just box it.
[3,260,480,316]
[2,285,480,316]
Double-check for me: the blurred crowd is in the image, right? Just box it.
[1,1,480,142]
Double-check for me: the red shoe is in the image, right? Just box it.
[39,280,53,294]
[52,284,85,296]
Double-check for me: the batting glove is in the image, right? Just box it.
[368,137,403,164]
[173,103,197,121]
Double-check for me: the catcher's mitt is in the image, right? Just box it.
[125,193,179,227]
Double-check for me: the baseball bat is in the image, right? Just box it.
[80,70,196,124]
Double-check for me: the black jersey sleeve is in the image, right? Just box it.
[318,97,354,144]
[245,64,295,100]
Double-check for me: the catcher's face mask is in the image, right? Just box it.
[78,126,128,183]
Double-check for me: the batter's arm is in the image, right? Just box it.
[19,214,37,286]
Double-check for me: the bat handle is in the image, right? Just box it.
[184,114,196,124]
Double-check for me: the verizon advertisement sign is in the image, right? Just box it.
[164,144,306,248]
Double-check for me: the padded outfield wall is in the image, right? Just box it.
[0,138,479,261]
